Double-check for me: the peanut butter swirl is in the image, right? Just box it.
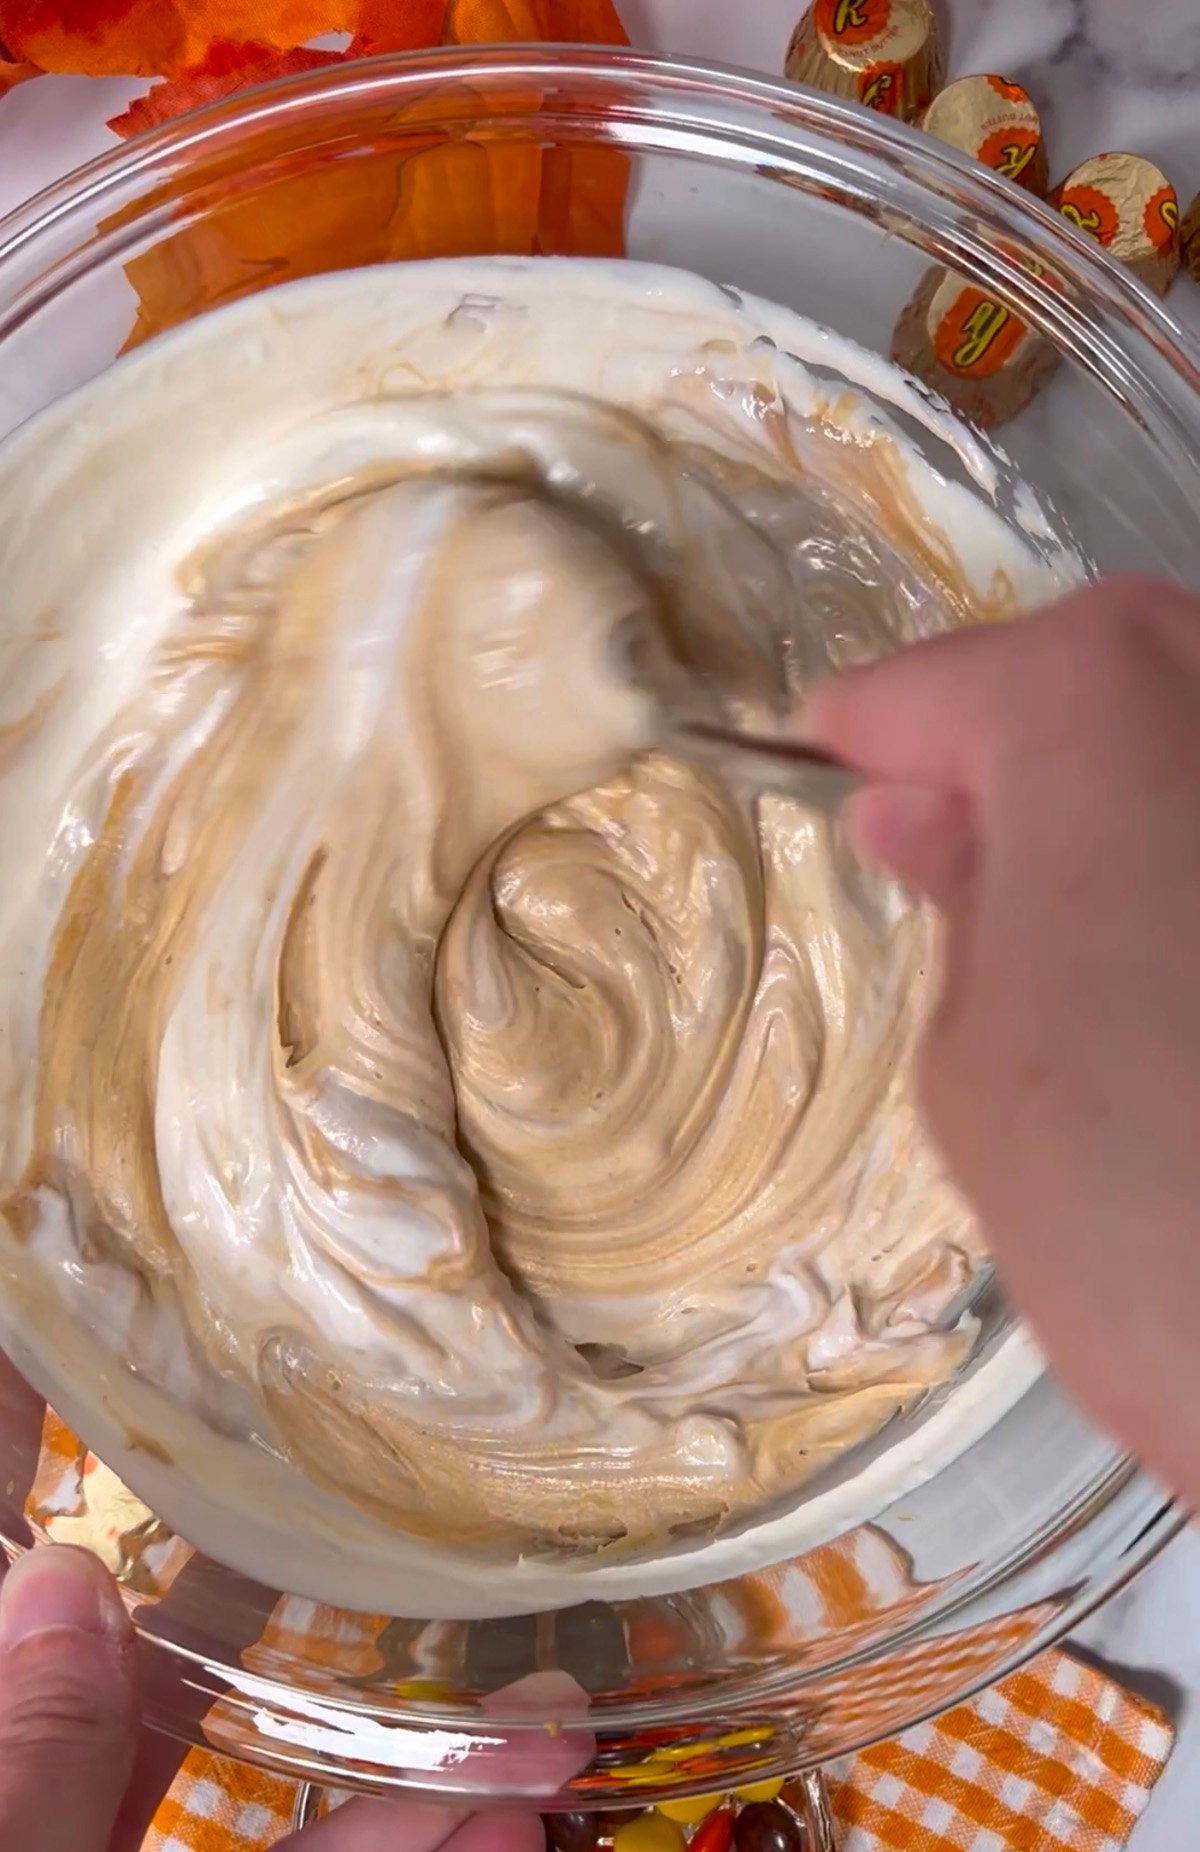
[0,261,1074,1570]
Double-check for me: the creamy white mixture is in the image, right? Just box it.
[0,260,1073,1611]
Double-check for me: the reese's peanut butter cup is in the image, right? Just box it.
[1178,189,1200,286]
[785,0,944,123]
[1049,152,1180,297]
[891,268,1058,430]
[893,150,1186,428]
[919,73,1047,195]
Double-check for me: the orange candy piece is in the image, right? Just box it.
[689,1811,735,1852]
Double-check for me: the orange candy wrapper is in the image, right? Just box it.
[1049,151,1181,297]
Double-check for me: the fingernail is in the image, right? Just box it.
[0,1547,128,1651]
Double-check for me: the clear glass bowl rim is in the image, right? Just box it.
[0,44,1192,1775]
[0,40,1198,424]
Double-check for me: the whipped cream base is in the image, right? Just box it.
[0,259,1075,1613]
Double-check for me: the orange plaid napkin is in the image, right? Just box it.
[26,1418,1174,1851]
[828,1657,1172,1849]
[139,1652,1172,1851]
[145,1756,300,1850]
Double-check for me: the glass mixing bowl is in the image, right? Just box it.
[0,46,1197,1818]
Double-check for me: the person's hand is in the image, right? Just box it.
[0,1337,591,1852]
[806,576,1200,1508]
[0,1547,556,1852]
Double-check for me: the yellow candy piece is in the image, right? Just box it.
[647,1745,708,1764]
[735,1778,785,1804]
[612,1814,687,1852]
[390,1679,455,1701]
[648,1728,765,1763]
[656,1791,725,1824]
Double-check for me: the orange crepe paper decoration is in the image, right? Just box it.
[104,1,628,348]
[442,0,626,43]
[108,41,347,135]
[0,48,39,93]
[106,0,627,136]
[0,0,625,98]
[349,0,446,51]
[0,1,365,78]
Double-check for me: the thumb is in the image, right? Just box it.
[843,784,976,910]
[0,1546,138,1852]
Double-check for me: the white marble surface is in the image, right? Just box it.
[0,1,1197,1843]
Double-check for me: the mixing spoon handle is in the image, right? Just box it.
[682,720,861,814]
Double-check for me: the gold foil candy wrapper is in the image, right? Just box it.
[1049,152,1181,297]
[919,73,1047,195]
[891,269,1059,430]
[785,0,944,123]
[1179,190,1200,286]
[892,152,1183,428]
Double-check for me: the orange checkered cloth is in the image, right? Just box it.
[139,1650,1172,1851]
[26,1418,1175,1851]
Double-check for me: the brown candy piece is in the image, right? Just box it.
[465,1611,537,1688]
[919,73,1047,194]
[1049,151,1181,297]
[733,1800,806,1852]
[1180,190,1200,285]
[785,0,944,123]
[545,1812,601,1852]
[555,1600,631,1693]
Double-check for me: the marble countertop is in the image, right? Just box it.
[1,1,1197,1843]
